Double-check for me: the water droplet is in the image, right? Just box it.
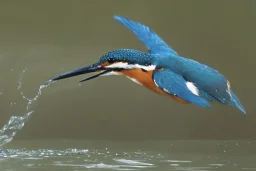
[0,68,55,147]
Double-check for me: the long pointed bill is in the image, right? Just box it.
[48,64,106,82]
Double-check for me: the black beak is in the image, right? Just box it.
[47,64,111,83]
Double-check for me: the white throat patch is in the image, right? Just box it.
[105,62,156,71]
[100,62,156,87]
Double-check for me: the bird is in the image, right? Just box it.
[47,15,246,114]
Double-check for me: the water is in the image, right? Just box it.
[0,88,255,171]
[0,1,254,170]
[1,140,255,171]
[0,71,253,170]
[0,69,53,147]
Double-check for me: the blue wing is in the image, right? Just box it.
[153,69,210,108]
[114,15,178,56]
[229,90,246,114]
[180,59,246,114]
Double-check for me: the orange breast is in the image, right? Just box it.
[119,69,188,104]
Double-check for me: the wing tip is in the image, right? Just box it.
[230,90,246,114]
[113,15,127,23]
[191,97,211,108]
[237,104,246,115]
[113,15,120,20]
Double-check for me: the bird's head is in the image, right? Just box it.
[48,49,155,83]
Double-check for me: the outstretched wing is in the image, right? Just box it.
[114,15,178,56]
[153,69,210,108]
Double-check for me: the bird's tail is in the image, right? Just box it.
[229,90,246,114]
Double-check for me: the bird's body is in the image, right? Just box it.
[99,50,189,104]
[48,15,246,114]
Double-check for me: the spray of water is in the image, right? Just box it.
[0,69,54,147]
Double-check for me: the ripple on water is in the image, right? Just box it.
[0,147,255,171]
[164,160,192,163]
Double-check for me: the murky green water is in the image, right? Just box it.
[1,140,255,171]
[0,1,254,171]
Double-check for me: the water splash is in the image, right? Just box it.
[0,69,54,147]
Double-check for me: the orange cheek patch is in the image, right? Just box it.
[119,69,188,104]
[100,61,110,67]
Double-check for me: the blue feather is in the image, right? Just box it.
[114,15,178,56]
[49,15,246,114]
[153,69,210,108]
[229,90,246,114]
[156,56,246,113]
[113,16,246,114]
[157,57,231,102]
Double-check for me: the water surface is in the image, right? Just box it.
[0,1,255,171]
[1,140,255,171]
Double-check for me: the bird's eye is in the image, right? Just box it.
[108,58,115,64]
[141,68,147,72]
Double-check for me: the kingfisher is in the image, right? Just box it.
[48,15,246,114]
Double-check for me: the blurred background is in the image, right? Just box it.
[0,0,254,141]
